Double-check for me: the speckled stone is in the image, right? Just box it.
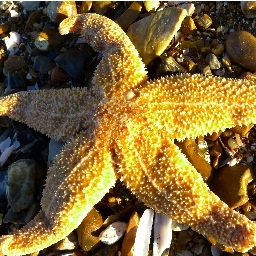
[226,31,256,72]
[241,1,256,19]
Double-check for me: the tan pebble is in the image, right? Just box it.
[54,231,78,251]
[210,164,254,209]
[34,28,66,52]
[226,31,256,72]
[79,1,92,13]
[176,139,212,181]
[44,1,77,23]
[115,2,142,31]
[76,208,103,251]
[4,55,26,72]
[121,212,139,256]
[127,7,187,65]
[211,43,224,56]
[92,1,112,15]
[241,1,256,19]
[180,16,197,36]
[144,1,160,12]
[196,14,212,30]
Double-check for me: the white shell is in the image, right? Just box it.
[133,209,154,256]
[99,221,127,245]
[153,213,172,256]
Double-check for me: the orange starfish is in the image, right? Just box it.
[0,13,256,255]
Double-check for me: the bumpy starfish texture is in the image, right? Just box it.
[0,13,256,255]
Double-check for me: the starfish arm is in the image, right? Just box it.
[135,74,256,140]
[59,13,147,99]
[115,126,256,253]
[0,133,116,256]
[0,88,100,141]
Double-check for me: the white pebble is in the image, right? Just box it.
[99,221,127,245]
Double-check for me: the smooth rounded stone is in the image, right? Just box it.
[210,164,254,209]
[24,201,41,223]
[176,139,212,181]
[158,55,187,75]
[99,221,127,245]
[34,28,66,52]
[6,159,40,212]
[127,7,187,66]
[241,1,256,19]
[33,55,54,75]
[92,1,112,15]
[180,16,197,36]
[121,212,139,256]
[51,66,68,84]
[55,49,88,81]
[144,1,160,12]
[195,14,212,30]
[0,22,10,35]
[4,55,26,72]
[3,207,27,224]
[226,31,256,72]
[54,231,78,251]
[25,10,44,33]
[76,208,103,251]
[44,1,77,24]
[8,71,27,89]
[21,1,40,11]
[211,43,224,56]
[206,53,222,70]
[115,2,142,31]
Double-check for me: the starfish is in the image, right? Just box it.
[0,12,256,255]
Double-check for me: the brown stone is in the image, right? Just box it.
[76,208,103,251]
[115,2,142,31]
[0,22,10,35]
[180,16,197,36]
[25,10,43,32]
[4,55,26,72]
[226,31,256,72]
[196,14,212,30]
[210,164,254,209]
[51,66,68,84]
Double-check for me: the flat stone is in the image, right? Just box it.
[241,1,256,19]
[210,164,254,209]
[6,159,40,212]
[226,31,256,72]
[33,55,54,75]
[76,207,103,251]
[127,7,187,66]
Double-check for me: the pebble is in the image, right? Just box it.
[4,55,26,72]
[8,71,27,89]
[180,16,197,36]
[33,55,54,75]
[0,169,7,210]
[55,48,88,81]
[115,2,142,31]
[79,1,92,13]
[6,159,40,212]
[3,31,21,55]
[226,31,256,72]
[210,164,253,209]
[127,7,187,65]
[241,1,256,19]
[211,43,224,56]
[21,1,40,11]
[54,232,78,251]
[121,212,139,256]
[99,221,127,245]
[144,1,160,12]
[34,28,66,52]
[195,14,212,30]
[24,201,40,223]
[25,10,44,33]
[0,22,10,35]
[76,208,103,251]
[44,1,77,24]
[176,139,212,181]
[51,66,68,84]
[206,53,222,70]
